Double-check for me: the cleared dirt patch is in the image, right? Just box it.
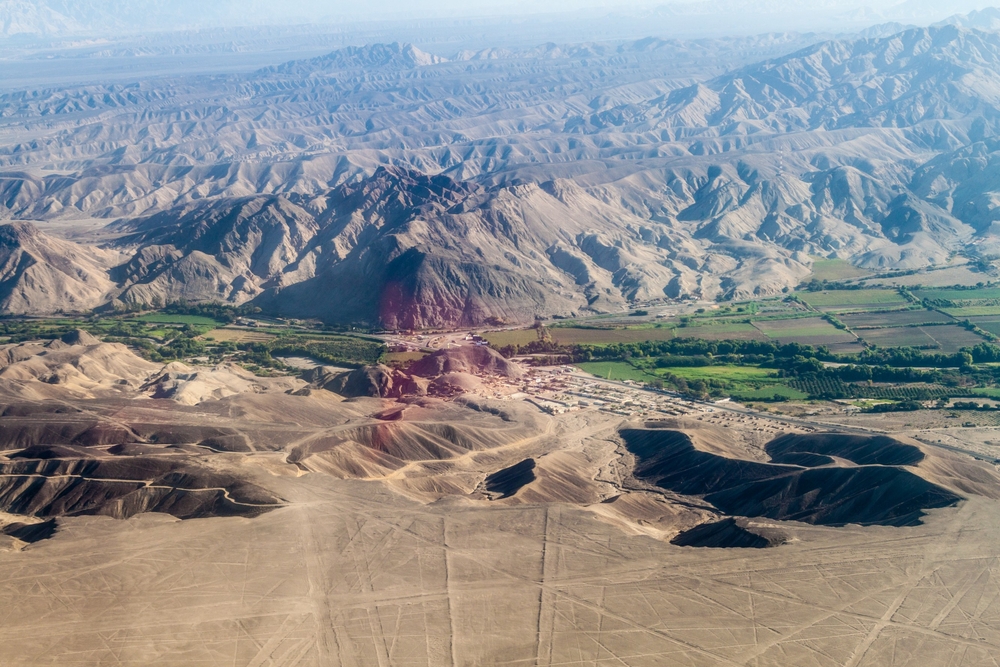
[202,328,276,343]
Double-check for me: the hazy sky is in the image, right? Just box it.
[200,0,1000,39]
[239,0,999,22]
[6,0,1000,42]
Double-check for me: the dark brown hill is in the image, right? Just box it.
[409,346,524,379]
[622,428,962,527]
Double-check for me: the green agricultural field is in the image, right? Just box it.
[483,329,539,348]
[809,258,871,281]
[575,362,660,382]
[132,313,223,326]
[795,289,909,312]
[657,365,783,382]
[972,388,1000,399]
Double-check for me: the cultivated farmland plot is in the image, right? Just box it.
[133,313,223,326]
[941,305,1000,317]
[753,317,858,345]
[483,329,539,348]
[673,322,767,341]
[809,258,873,281]
[929,326,990,353]
[656,365,809,399]
[862,265,991,288]
[971,317,1000,336]
[860,325,985,353]
[917,287,1000,302]
[796,289,910,312]
[858,327,942,349]
[840,310,955,328]
[575,361,659,382]
[551,327,676,345]
[825,341,867,354]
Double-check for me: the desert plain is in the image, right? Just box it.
[0,334,999,666]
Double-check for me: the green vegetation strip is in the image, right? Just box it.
[575,362,660,383]
[132,313,223,326]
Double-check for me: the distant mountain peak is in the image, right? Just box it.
[261,42,446,76]
[937,7,1000,32]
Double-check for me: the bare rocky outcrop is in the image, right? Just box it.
[317,364,415,399]
[409,346,524,380]
[59,329,102,346]
[315,346,525,400]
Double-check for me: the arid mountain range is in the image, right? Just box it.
[5,24,1000,325]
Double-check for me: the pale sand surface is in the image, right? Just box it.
[2,478,999,666]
